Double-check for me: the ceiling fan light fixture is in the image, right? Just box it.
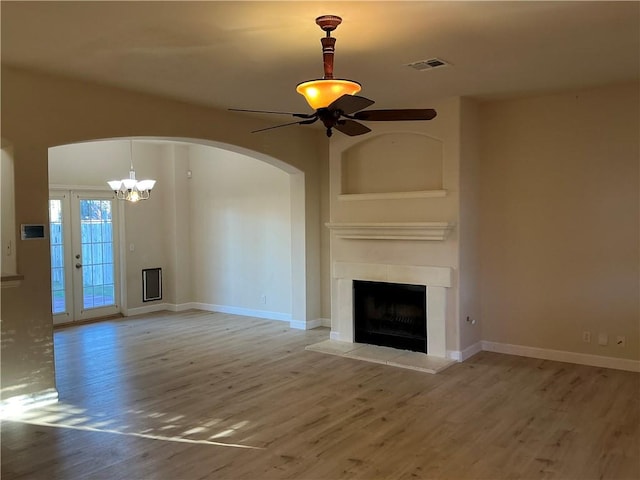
[296,79,361,110]
[229,14,436,138]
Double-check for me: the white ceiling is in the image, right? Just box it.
[2,1,639,115]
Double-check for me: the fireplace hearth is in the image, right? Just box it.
[353,280,427,353]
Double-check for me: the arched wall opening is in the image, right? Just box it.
[48,136,307,329]
[1,66,326,407]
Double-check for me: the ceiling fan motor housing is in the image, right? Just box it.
[316,15,342,32]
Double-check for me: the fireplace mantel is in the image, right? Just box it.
[325,222,455,241]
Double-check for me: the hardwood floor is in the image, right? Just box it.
[2,310,638,479]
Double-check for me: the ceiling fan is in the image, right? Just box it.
[230,15,437,137]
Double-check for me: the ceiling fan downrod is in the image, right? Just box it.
[316,15,342,80]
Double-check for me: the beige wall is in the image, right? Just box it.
[160,144,192,307]
[319,141,331,320]
[459,98,481,351]
[188,145,292,315]
[479,82,639,360]
[1,66,325,401]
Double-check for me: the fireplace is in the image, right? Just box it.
[354,280,427,353]
[330,262,450,358]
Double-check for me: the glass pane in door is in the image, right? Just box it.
[79,199,115,309]
[49,199,66,314]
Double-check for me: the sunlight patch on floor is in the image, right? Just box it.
[2,401,263,450]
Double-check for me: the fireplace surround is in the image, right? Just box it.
[331,262,451,358]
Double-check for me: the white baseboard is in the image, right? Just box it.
[319,318,332,328]
[189,302,292,323]
[173,302,199,312]
[481,340,640,373]
[454,341,483,361]
[127,302,321,331]
[0,388,59,416]
[290,318,325,330]
[125,303,175,316]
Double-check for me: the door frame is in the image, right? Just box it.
[49,190,73,325]
[50,186,126,324]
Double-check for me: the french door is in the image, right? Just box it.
[49,190,121,324]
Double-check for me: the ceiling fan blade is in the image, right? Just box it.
[328,95,375,115]
[334,119,372,136]
[353,109,437,121]
[230,108,315,119]
[251,116,318,133]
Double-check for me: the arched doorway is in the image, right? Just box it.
[48,137,307,328]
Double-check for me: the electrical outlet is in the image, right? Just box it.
[616,336,626,347]
[598,332,608,346]
[582,331,591,343]
[260,295,267,305]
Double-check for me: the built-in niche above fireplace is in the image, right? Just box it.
[354,280,427,353]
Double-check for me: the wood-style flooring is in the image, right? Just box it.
[2,310,639,479]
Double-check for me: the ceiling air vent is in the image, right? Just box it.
[406,58,451,71]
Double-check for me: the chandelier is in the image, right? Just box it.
[107,140,156,202]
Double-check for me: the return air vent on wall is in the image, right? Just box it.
[142,268,162,302]
[406,58,451,71]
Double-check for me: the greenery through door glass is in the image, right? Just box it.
[49,198,116,315]
[80,199,115,309]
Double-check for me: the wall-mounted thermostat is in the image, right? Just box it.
[21,224,46,240]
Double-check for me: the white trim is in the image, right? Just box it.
[125,303,176,316]
[330,331,343,341]
[190,303,292,323]
[333,262,452,287]
[0,388,59,417]
[338,190,447,201]
[319,317,332,328]
[289,320,307,330]
[446,343,483,362]
[124,302,293,323]
[481,340,640,373]
[459,341,483,361]
[174,302,198,312]
[326,222,455,241]
[290,318,324,330]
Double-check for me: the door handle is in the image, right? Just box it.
[75,263,82,269]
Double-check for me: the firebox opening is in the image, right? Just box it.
[353,280,427,353]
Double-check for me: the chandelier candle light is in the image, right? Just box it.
[107,141,156,202]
